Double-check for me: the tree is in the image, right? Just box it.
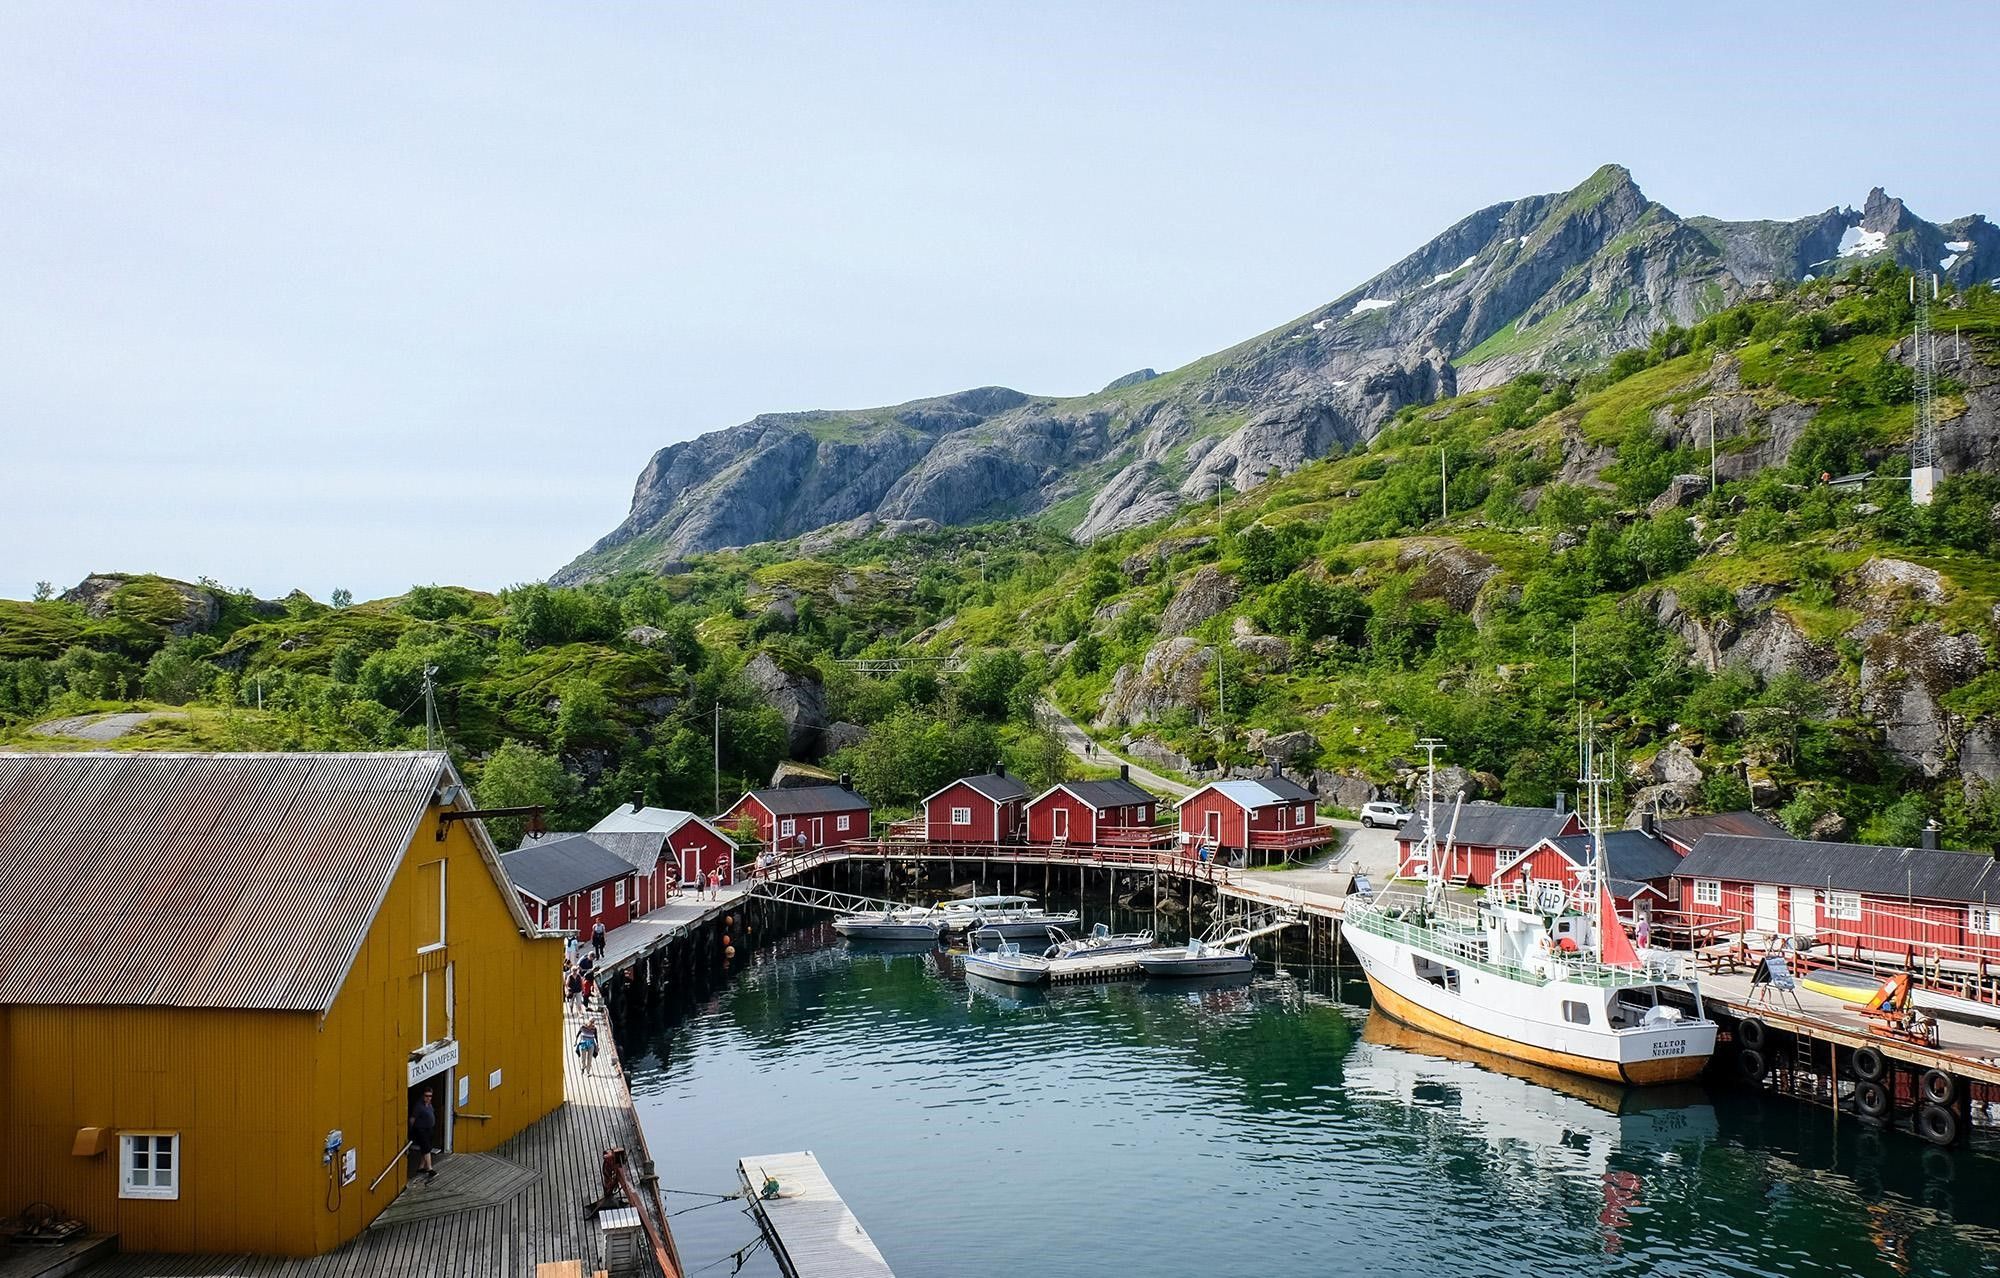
[141,637,217,705]
[960,649,1027,718]
[331,587,353,609]
[1023,715,1074,792]
[32,581,53,602]
[474,740,578,847]
[553,678,614,750]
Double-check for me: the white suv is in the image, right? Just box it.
[1359,800,1413,829]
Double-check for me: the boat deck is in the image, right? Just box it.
[1698,966,2000,1086]
[736,1152,893,1278]
[94,1005,672,1277]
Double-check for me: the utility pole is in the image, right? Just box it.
[1911,271,1942,506]
[713,700,722,814]
[1708,405,1717,495]
[1440,447,1448,521]
[421,664,439,751]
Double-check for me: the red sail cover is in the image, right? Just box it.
[1597,886,1643,968]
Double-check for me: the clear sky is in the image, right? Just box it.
[3,2,1994,602]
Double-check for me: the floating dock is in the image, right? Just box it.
[737,1152,894,1278]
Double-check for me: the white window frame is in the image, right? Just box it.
[778,818,796,838]
[120,1132,179,1200]
[950,806,972,826]
[1293,805,1306,823]
[836,814,850,832]
[1828,891,1862,922]
[614,878,626,907]
[590,886,604,915]
[418,859,447,954]
[1694,879,1721,907]
[1970,906,2000,936]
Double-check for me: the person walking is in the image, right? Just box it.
[591,920,607,960]
[581,973,596,1010]
[408,1087,437,1183]
[566,967,583,1007]
[707,868,721,900]
[574,1019,600,1074]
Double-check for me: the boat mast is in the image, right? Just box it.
[1417,737,1444,898]
[1583,731,1607,951]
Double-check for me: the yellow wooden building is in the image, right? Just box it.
[0,750,564,1256]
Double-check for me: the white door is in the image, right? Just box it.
[810,817,824,848]
[1789,886,1816,936]
[1753,884,1780,935]
[1053,808,1069,840]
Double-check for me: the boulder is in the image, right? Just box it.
[743,650,829,758]
[1313,770,1379,810]
[1246,728,1319,763]
[1127,736,1196,775]
[1627,783,1695,822]
[62,573,228,638]
[824,721,869,753]
[1647,473,1711,516]
[1849,556,1947,607]
[1094,598,1136,626]
[1399,540,1499,614]
[1232,633,1291,669]
[1159,566,1239,636]
[1095,638,1213,728]
[624,625,670,648]
[1648,742,1704,787]
[1961,725,2000,796]
[1808,810,1852,842]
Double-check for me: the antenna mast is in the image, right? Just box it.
[1911,271,1942,506]
[1417,737,1445,891]
[421,664,441,751]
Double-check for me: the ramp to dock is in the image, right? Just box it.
[737,1152,894,1278]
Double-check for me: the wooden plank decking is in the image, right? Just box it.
[736,1153,893,1278]
[95,1005,667,1278]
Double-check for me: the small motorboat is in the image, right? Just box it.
[1044,923,1155,960]
[937,895,1082,941]
[961,937,1051,986]
[833,909,944,942]
[1136,933,1256,978]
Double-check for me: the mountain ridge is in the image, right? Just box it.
[556,166,1999,582]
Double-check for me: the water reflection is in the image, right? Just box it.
[624,930,2000,1278]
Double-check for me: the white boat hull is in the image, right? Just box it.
[949,913,1081,941]
[962,952,1051,985]
[1137,948,1255,978]
[834,917,941,942]
[1344,917,1715,1086]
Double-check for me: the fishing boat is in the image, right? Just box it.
[1136,933,1256,978]
[1342,739,1717,1086]
[937,894,1082,941]
[831,908,945,943]
[1044,923,1155,960]
[961,937,1051,985]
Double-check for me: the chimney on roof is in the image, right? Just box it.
[1554,790,1567,817]
[995,762,1005,777]
[1120,763,1130,781]
[631,789,645,814]
[839,772,853,791]
[1639,809,1656,839]
[1922,820,1940,851]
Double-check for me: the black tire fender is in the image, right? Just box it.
[1918,1103,1959,1148]
[1851,1045,1886,1082]
[1918,1068,1958,1107]
[1737,1017,1768,1052]
[1736,1047,1767,1082]
[1856,1079,1892,1119]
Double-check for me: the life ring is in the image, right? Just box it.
[1736,1047,1767,1082]
[1737,1017,1768,1052]
[1855,1079,1892,1119]
[1851,1045,1886,1082]
[1918,1068,1958,1108]
[1917,1103,1959,1148]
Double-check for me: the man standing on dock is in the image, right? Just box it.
[591,920,607,960]
[409,1088,437,1184]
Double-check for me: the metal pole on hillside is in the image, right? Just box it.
[1440,447,1448,521]
[713,700,721,814]
[1708,406,1717,494]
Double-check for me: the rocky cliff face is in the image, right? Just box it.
[558,167,1997,582]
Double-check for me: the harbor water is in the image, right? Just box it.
[624,924,2000,1278]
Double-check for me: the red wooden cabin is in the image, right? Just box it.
[719,779,871,857]
[921,767,1030,843]
[1394,802,1583,884]
[589,801,740,897]
[1673,832,2000,966]
[1497,828,1685,927]
[1025,768,1162,847]
[499,835,641,937]
[1175,774,1334,866]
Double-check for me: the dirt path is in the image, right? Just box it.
[1035,697,1191,797]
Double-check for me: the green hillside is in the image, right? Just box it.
[4,266,1998,850]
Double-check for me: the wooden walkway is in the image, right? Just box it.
[736,1153,893,1278]
[1699,966,2000,1086]
[97,1005,671,1277]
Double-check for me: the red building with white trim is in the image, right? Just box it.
[1672,832,2000,967]
[922,768,1030,843]
[499,835,641,936]
[589,802,739,897]
[719,781,871,857]
[1025,769,1162,847]
[1175,775,1335,865]
[1394,802,1584,884]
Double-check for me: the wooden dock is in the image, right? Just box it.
[736,1153,893,1278]
[94,1005,676,1277]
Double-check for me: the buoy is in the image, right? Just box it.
[724,945,736,961]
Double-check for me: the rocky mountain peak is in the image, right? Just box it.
[555,169,1996,583]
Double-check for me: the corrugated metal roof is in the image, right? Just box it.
[1546,831,1682,885]
[1396,803,1570,851]
[955,773,1030,804]
[1175,777,1317,810]
[0,751,452,1012]
[1654,810,1790,847]
[499,836,639,902]
[524,829,667,875]
[589,805,737,848]
[1676,834,2000,903]
[742,785,870,816]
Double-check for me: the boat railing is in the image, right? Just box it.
[1349,901,1699,990]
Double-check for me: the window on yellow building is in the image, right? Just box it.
[416,859,446,953]
[120,1132,179,1199]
